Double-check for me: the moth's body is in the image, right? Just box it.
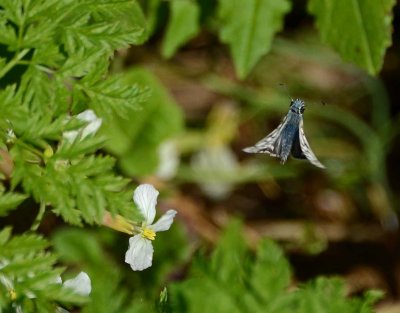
[243,99,325,168]
[276,110,301,163]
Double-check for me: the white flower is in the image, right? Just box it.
[125,184,177,271]
[63,110,102,142]
[191,145,238,200]
[60,272,91,296]
[6,128,16,143]
[156,140,180,180]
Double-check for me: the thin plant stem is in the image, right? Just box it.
[0,49,30,79]
[31,201,46,231]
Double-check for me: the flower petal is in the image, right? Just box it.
[133,184,158,225]
[125,234,154,271]
[150,210,177,232]
[63,110,102,142]
[156,141,179,180]
[63,130,79,142]
[78,110,102,139]
[76,110,98,123]
[63,272,91,296]
[54,275,62,284]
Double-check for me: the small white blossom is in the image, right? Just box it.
[63,110,102,142]
[156,140,180,180]
[191,145,238,200]
[6,128,16,143]
[63,272,91,296]
[125,184,177,271]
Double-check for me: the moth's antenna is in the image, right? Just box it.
[278,83,294,102]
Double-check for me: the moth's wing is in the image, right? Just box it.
[297,119,325,168]
[291,129,306,159]
[243,115,288,157]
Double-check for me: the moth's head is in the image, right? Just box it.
[290,99,305,114]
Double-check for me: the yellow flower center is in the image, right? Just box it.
[9,289,16,300]
[142,228,156,240]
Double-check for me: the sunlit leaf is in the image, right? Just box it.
[161,0,200,58]
[217,0,291,79]
[308,0,396,75]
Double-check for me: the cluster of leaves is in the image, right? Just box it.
[167,222,382,313]
[0,0,148,225]
[0,0,150,309]
[0,228,86,312]
[143,0,396,78]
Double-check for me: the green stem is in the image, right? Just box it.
[31,201,46,231]
[0,49,30,79]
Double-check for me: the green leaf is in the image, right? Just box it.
[143,0,162,38]
[58,47,109,78]
[0,227,12,245]
[52,228,105,268]
[102,67,184,176]
[217,0,291,79]
[308,0,396,75]
[81,73,145,117]
[250,240,291,302]
[210,220,247,284]
[0,192,28,217]
[161,0,200,58]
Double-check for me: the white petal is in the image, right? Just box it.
[63,130,79,142]
[133,184,158,225]
[78,110,102,139]
[63,110,102,142]
[156,141,179,180]
[125,235,154,271]
[63,272,91,296]
[76,110,98,123]
[54,275,62,284]
[150,210,177,232]
[191,146,237,200]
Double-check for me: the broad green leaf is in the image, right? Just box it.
[101,67,184,176]
[161,0,200,58]
[217,0,291,79]
[171,278,242,313]
[210,220,247,283]
[308,0,396,75]
[250,240,291,302]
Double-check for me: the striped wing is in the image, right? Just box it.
[243,115,288,157]
[297,119,325,168]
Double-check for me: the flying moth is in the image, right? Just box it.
[243,99,325,168]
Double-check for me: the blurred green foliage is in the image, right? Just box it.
[169,222,383,313]
[148,0,395,77]
[102,68,184,176]
[161,0,200,58]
